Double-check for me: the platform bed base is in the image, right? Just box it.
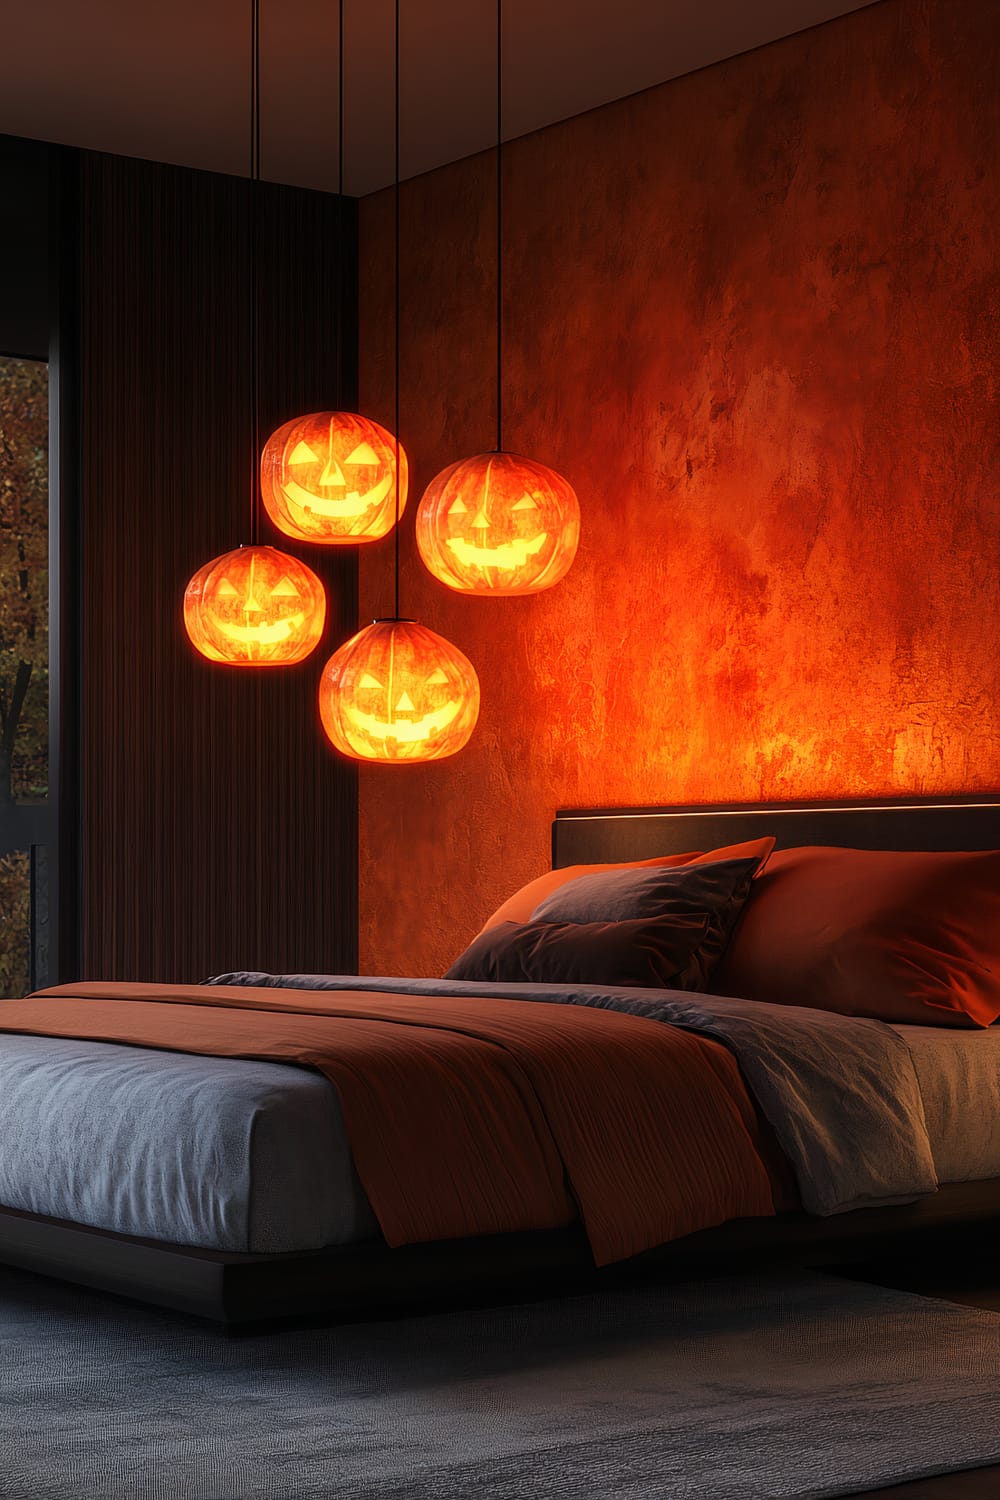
[0,1180,997,1326]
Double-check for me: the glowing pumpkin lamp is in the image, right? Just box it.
[261,411,407,544]
[415,451,580,596]
[183,545,326,666]
[318,619,479,763]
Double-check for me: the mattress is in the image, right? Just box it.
[0,1035,377,1253]
[891,1022,1000,1185]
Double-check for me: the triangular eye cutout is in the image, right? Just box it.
[359,672,383,689]
[216,578,239,596]
[289,441,320,465]
[426,668,449,685]
[448,497,469,516]
[512,493,538,511]
[269,576,300,597]
[345,441,380,466]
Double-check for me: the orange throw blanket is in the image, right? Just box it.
[8,982,776,1265]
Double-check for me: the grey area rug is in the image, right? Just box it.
[0,1267,998,1500]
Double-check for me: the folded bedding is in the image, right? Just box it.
[4,981,778,1266]
[211,973,940,1218]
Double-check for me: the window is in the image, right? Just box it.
[0,354,49,994]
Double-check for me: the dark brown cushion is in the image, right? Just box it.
[475,837,776,934]
[446,853,769,990]
[445,912,714,990]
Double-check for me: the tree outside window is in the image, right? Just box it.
[0,354,48,996]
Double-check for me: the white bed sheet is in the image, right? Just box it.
[891,1022,1000,1184]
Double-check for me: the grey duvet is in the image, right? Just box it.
[212,974,940,1218]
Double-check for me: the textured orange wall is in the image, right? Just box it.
[357,0,999,977]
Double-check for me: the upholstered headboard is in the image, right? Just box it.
[552,796,1000,869]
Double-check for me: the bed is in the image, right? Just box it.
[0,794,998,1325]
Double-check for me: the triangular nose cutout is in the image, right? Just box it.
[472,507,490,531]
[395,690,416,713]
[321,456,346,487]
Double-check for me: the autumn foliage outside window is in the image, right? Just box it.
[0,354,48,996]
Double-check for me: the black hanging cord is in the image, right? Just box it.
[335,0,344,406]
[248,0,262,544]
[338,0,345,200]
[495,0,503,454]
[393,0,401,620]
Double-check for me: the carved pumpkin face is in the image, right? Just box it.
[261,412,407,544]
[415,451,580,596]
[183,546,326,666]
[318,619,480,763]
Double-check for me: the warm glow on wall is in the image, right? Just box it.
[415,450,580,596]
[260,411,407,544]
[183,545,326,666]
[319,618,480,762]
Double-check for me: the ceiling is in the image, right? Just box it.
[1,0,879,197]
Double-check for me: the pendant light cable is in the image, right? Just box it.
[393,0,401,620]
[338,0,345,200]
[185,0,327,668]
[410,0,580,599]
[248,0,262,544]
[496,0,503,454]
[335,0,344,407]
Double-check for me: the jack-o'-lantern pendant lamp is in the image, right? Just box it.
[259,1,407,545]
[414,0,580,597]
[261,410,407,544]
[318,0,479,763]
[183,0,325,667]
[320,618,479,763]
[184,546,326,666]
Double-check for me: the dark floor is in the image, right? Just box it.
[831,1256,1000,1499]
[857,1462,1000,1498]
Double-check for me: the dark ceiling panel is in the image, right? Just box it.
[0,1,880,195]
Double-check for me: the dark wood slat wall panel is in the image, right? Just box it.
[79,154,358,981]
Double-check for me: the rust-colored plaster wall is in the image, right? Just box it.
[357,0,999,977]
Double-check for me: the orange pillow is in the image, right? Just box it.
[715,845,1000,1028]
[478,838,776,935]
